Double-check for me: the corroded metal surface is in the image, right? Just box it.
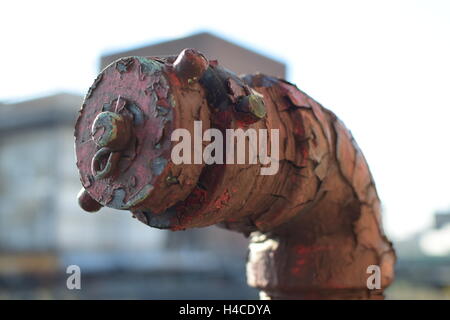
[75,55,207,213]
[75,49,395,299]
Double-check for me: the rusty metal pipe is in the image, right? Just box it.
[75,49,395,299]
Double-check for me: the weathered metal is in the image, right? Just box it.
[75,48,395,299]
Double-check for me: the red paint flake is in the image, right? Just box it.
[291,258,307,275]
[291,267,301,275]
[279,82,310,108]
[300,146,308,163]
[291,257,308,276]
[156,98,170,108]
[214,189,231,209]
[296,245,333,255]
[288,107,308,167]
[175,187,208,212]
[235,117,257,128]
[291,246,332,276]
[170,224,186,231]
[166,70,182,87]
[235,119,247,128]
[292,120,305,138]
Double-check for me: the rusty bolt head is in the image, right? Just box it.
[247,92,266,119]
[77,188,102,212]
[235,90,266,123]
[91,111,131,151]
[173,48,209,82]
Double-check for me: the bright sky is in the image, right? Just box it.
[1,0,450,240]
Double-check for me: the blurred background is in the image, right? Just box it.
[1,0,450,299]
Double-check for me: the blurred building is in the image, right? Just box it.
[387,210,450,299]
[0,32,286,299]
[434,211,450,229]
